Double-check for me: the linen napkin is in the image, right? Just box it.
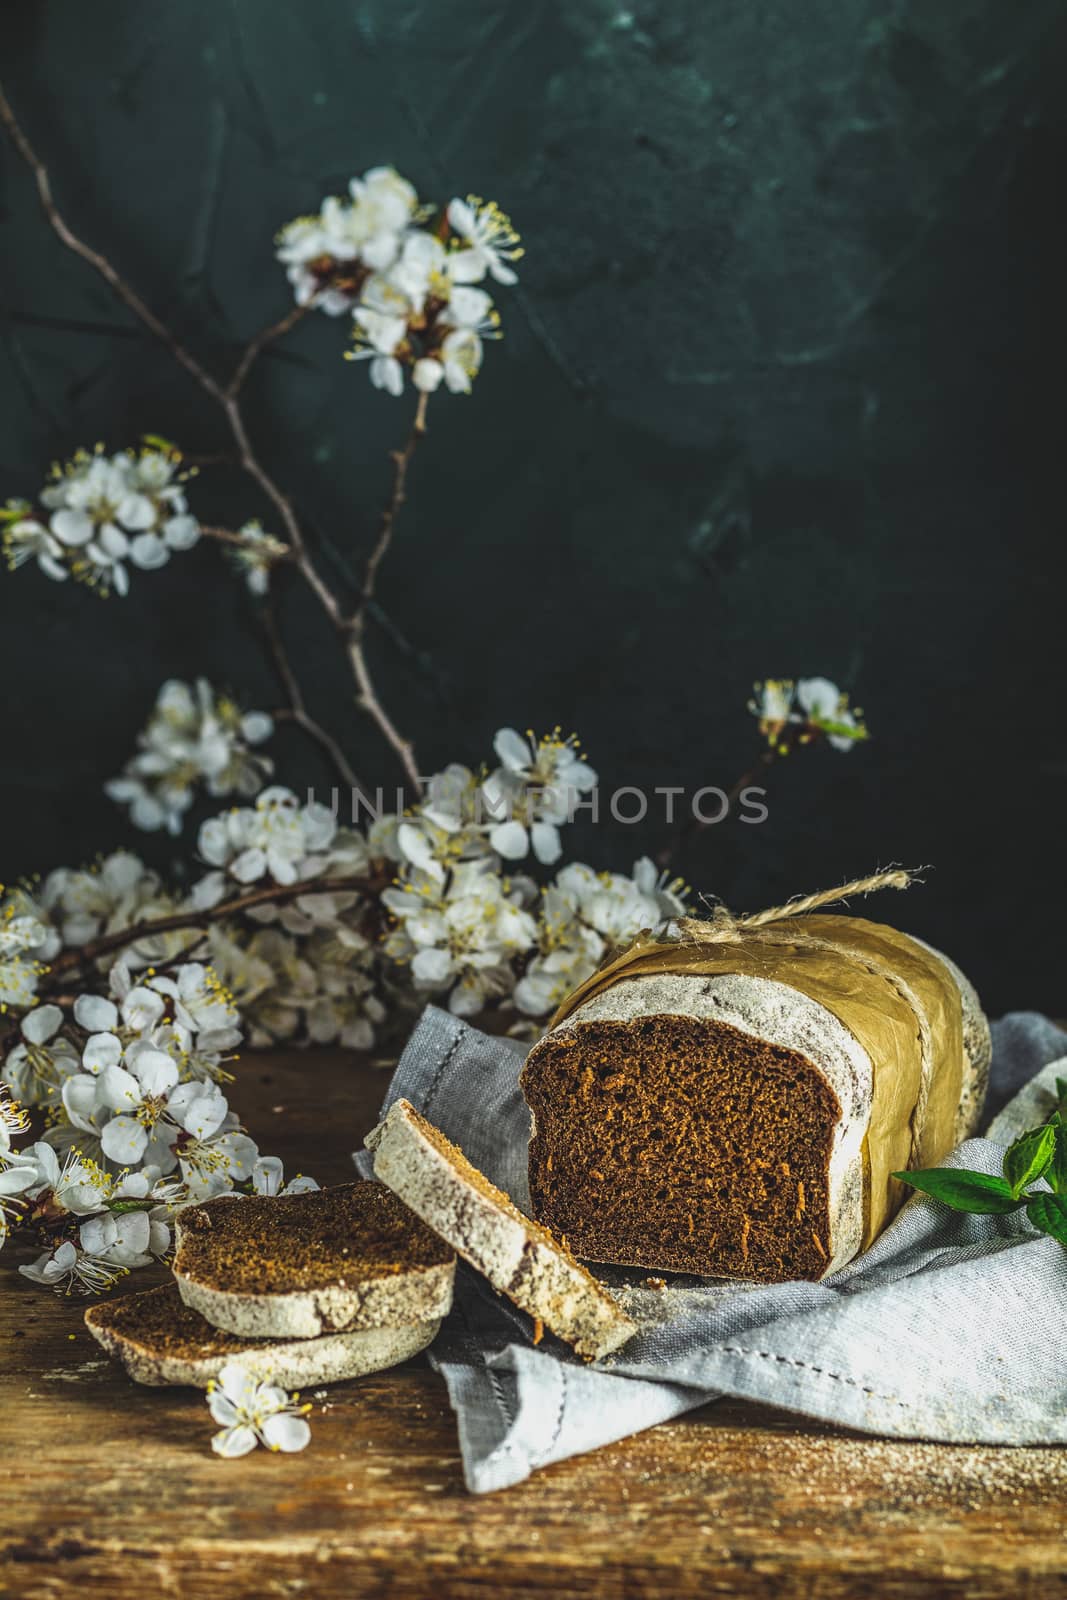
[355,1006,1067,1492]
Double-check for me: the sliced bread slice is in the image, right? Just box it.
[85,1282,440,1388]
[172,1180,455,1339]
[365,1098,636,1361]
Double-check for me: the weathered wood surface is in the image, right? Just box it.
[2,1049,1066,1600]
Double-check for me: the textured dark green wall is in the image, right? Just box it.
[0,3,1063,1012]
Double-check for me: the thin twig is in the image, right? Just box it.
[656,746,781,870]
[198,522,293,556]
[43,873,379,980]
[0,80,423,791]
[0,80,313,583]
[346,634,421,792]
[272,707,367,791]
[342,390,430,793]
[228,302,310,398]
[219,392,344,624]
[357,388,429,614]
[0,84,224,405]
[261,600,367,796]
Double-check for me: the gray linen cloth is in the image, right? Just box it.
[354,1006,1067,1492]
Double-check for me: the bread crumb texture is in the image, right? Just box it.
[523,1015,841,1282]
[173,1180,453,1294]
[86,1282,255,1361]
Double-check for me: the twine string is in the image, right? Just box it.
[675,868,919,945]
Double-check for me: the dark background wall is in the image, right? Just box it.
[0,2,1063,1014]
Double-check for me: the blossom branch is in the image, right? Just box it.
[655,745,784,870]
[0,79,323,594]
[358,389,429,613]
[261,599,368,796]
[41,873,381,982]
[340,390,430,795]
[0,80,421,791]
[228,302,310,398]
[0,83,224,406]
[198,523,293,556]
[345,635,421,793]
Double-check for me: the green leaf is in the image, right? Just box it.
[1049,1131,1067,1195]
[141,432,178,456]
[892,1167,1025,1214]
[0,498,31,525]
[1026,1192,1067,1247]
[1003,1123,1057,1198]
[1056,1077,1067,1110]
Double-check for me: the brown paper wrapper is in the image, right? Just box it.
[548,913,964,1247]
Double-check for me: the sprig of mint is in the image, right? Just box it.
[892,1076,1067,1248]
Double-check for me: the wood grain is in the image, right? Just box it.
[2,1049,1065,1600]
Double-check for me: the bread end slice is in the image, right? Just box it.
[366,1099,636,1361]
[85,1283,438,1388]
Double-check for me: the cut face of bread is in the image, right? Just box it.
[172,1181,455,1339]
[85,1283,440,1388]
[523,1006,846,1282]
[365,1098,636,1361]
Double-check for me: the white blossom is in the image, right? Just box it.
[275,166,419,314]
[208,1362,312,1457]
[316,183,517,396]
[0,887,60,1009]
[0,1142,105,1214]
[227,520,289,596]
[195,786,337,894]
[114,959,242,1057]
[446,196,523,285]
[275,217,351,314]
[77,1207,156,1269]
[2,1003,80,1109]
[350,305,408,395]
[2,1112,188,1287]
[347,167,420,264]
[483,727,597,865]
[58,1047,255,1194]
[514,857,688,1019]
[631,857,690,921]
[73,1044,181,1166]
[512,926,605,1019]
[433,327,483,395]
[0,1084,27,1159]
[174,1106,259,1201]
[1,505,68,582]
[795,677,868,752]
[383,858,537,1016]
[251,1156,319,1197]
[19,1238,126,1294]
[298,932,386,1049]
[107,678,274,835]
[749,677,868,753]
[6,446,201,596]
[390,762,498,887]
[234,928,318,1046]
[41,850,162,948]
[215,919,384,1052]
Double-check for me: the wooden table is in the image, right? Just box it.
[2,1049,1065,1599]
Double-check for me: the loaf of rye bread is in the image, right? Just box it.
[520,914,991,1283]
